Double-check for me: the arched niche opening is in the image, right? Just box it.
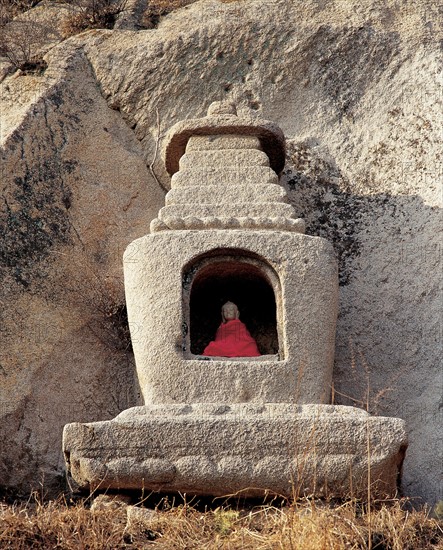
[182,249,283,359]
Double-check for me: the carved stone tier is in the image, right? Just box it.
[150,104,304,233]
[151,217,305,232]
[165,184,287,204]
[63,404,407,499]
[163,103,286,176]
[171,166,278,187]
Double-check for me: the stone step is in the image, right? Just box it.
[165,184,288,205]
[63,403,407,498]
[158,203,295,221]
[150,216,306,232]
[179,150,270,171]
[186,135,262,151]
[171,166,279,188]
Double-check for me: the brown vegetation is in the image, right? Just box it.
[61,0,128,37]
[141,0,197,28]
[0,18,49,71]
[0,0,205,57]
[0,495,442,549]
[0,0,39,26]
[0,0,53,72]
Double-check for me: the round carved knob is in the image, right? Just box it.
[207,101,237,116]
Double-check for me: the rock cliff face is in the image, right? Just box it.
[0,0,441,503]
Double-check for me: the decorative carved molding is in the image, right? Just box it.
[150,216,306,233]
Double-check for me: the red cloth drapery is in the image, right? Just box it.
[203,319,261,357]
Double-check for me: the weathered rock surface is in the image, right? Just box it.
[163,109,286,175]
[63,404,407,499]
[0,0,441,502]
[0,44,164,493]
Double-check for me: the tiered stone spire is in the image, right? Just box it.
[150,102,305,233]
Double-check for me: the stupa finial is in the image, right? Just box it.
[207,101,237,116]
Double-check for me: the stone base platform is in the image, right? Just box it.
[63,404,407,499]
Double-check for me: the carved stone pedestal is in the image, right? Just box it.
[63,404,406,498]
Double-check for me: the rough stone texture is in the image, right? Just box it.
[179,149,270,170]
[63,404,407,498]
[90,493,132,511]
[125,506,158,534]
[150,215,306,232]
[158,203,296,219]
[164,113,286,175]
[152,105,303,232]
[0,45,164,493]
[165,184,288,205]
[0,0,441,503]
[171,167,279,187]
[186,134,262,151]
[123,230,338,405]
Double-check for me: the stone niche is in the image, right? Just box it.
[185,250,280,357]
[63,102,407,499]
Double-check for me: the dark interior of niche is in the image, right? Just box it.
[189,261,278,356]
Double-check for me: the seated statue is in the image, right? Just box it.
[203,301,261,357]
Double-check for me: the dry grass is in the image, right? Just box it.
[0,495,442,549]
[60,0,128,37]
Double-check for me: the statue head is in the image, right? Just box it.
[221,301,240,323]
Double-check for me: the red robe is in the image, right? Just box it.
[203,319,261,357]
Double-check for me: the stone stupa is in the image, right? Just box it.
[63,102,407,498]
